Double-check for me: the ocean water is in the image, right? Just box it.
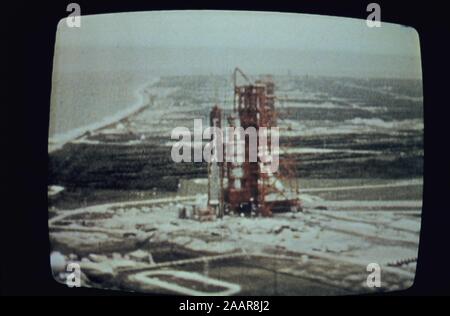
[49,69,154,138]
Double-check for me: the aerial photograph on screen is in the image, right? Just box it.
[48,11,423,295]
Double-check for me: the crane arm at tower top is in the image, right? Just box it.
[233,67,253,87]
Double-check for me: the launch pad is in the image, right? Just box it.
[207,68,301,218]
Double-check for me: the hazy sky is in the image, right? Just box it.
[54,10,422,78]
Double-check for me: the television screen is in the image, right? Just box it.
[48,10,423,295]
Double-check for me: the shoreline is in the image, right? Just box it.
[48,77,160,153]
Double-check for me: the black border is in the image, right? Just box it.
[5,0,450,298]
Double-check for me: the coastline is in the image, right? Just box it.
[48,77,160,153]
